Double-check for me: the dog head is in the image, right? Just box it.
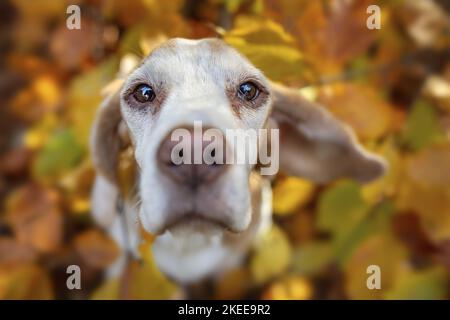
[91,38,386,273]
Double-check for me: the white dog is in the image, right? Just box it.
[90,38,386,285]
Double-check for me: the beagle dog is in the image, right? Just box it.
[90,38,386,284]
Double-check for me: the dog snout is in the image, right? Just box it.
[157,127,228,188]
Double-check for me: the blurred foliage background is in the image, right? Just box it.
[0,0,450,300]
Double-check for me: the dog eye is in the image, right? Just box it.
[133,84,155,103]
[238,82,259,101]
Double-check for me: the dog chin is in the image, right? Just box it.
[151,218,231,283]
[157,218,224,252]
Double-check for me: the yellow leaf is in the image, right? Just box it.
[362,137,402,203]
[91,278,120,300]
[10,75,61,122]
[318,84,394,141]
[262,275,312,300]
[66,57,119,148]
[127,247,177,299]
[345,234,408,299]
[91,242,177,300]
[0,264,53,299]
[32,75,60,108]
[24,113,58,149]
[224,17,306,82]
[272,176,315,215]
[250,225,291,285]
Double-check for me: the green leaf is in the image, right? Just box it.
[317,181,369,236]
[336,200,394,266]
[316,182,395,265]
[402,99,444,151]
[33,129,84,180]
[385,267,447,300]
[292,241,333,276]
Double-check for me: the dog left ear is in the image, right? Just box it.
[90,88,130,184]
[269,82,387,184]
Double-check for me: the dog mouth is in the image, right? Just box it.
[159,213,238,236]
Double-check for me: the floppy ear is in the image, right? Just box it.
[90,89,130,184]
[269,82,387,184]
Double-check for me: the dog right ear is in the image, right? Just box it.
[90,89,129,184]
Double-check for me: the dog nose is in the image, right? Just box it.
[157,127,228,187]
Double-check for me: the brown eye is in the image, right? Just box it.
[238,82,259,101]
[133,84,155,103]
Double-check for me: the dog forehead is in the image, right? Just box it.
[140,38,256,80]
[149,38,238,62]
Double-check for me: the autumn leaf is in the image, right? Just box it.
[272,176,315,216]
[317,181,369,238]
[385,266,447,300]
[292,241,333,276]
[91,239,176,300]
[214,267,251,300]
[0,264,53,299]
[316,182,394,265]
[74,229,119,269]
[402,99,445,151]
[32,129,84,182]
[280,210,315,245]
[0,238,37,267]
[10,75,61,122]
[66,57,119,148]
[318,83,395,141]
[397,143,450,241]
[362,137,403,204]
[290,0,378,73]
[250,225,291,285]
[261,275,313,300]
[345,233,408,299]
[6,184,63,253]
[224,16,307,83]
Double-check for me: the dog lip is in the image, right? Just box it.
[158,213,242,235]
